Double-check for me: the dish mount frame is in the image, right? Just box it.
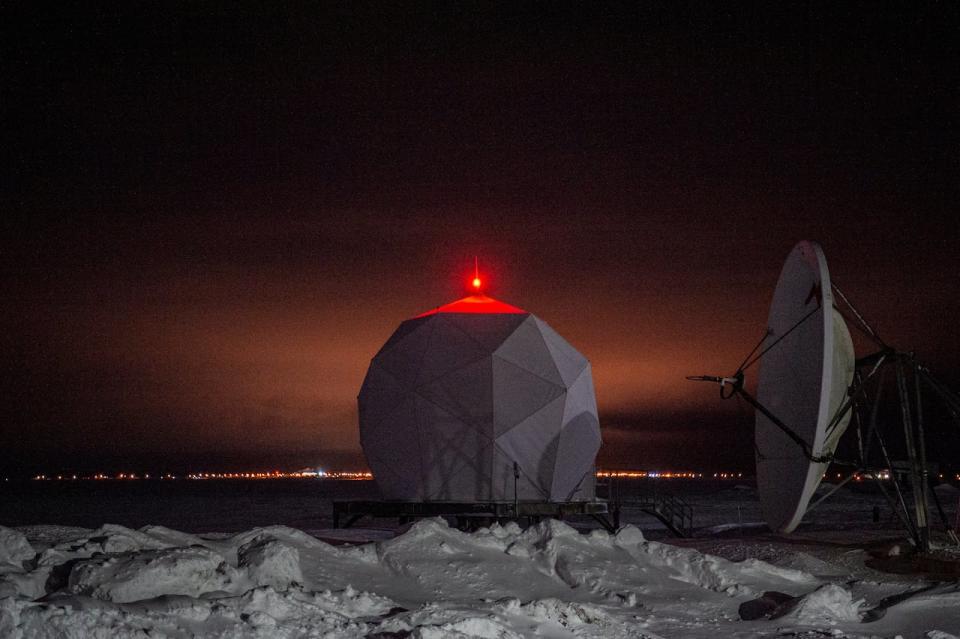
[690,279,960,554]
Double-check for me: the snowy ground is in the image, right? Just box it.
[2,481,960,638]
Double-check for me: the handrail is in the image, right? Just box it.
[597,477,694,537]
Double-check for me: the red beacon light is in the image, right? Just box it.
[414,256,526,317]
[470,256,482,292]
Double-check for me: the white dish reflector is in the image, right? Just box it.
[755,241,855,533]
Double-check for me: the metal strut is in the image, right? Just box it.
[832,283,887,349]
[898,356,930,553]
[686,372,831,464]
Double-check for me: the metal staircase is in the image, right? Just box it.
[597,477,695,537]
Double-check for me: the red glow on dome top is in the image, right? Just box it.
[415,294,527,317]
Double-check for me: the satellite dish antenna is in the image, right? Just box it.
[689,241,960,553]
[754,242,855,533]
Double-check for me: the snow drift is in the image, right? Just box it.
[0,520,957,638]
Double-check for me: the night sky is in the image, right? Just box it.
[3,3,959,477]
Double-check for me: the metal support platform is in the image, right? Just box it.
[332,500,615,532]
[597,478,694,537]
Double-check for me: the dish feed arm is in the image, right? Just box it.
[686,372,832,464]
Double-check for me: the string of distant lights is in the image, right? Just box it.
[28,471,374,481]
[23,469,944,483]
[596,471,711,479]
[186,471,373,480]
[22,469,934,482]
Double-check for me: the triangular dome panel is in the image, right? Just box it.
[429,440,495,501]
[491,448,553,500]
[376,316,431,357]
[494,315,564,386]
[358,362,408,432]
[415,395,493,500]
[492,356,566,436]
[533,317,588,386]
[552,410,601,500]
[442,313,529,351]
[495,394,565,499]
[561,364,598,427]
[374,317,437,388]
[417,356,493,429]
[415,317,488,387]
[362,395,424,500]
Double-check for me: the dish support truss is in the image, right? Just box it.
[690,283,960,554]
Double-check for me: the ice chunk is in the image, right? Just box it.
[238,535,304,590]
[68,546,237,602]
[0,527,34,568]
[774,583,864,624]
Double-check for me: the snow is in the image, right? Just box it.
[0,528,34,568]
[239,535,306,589]
[1,517,959,638]
[68,545,237,602]
[781,583,865,624]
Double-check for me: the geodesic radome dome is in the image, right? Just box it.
[358,294,601,502]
